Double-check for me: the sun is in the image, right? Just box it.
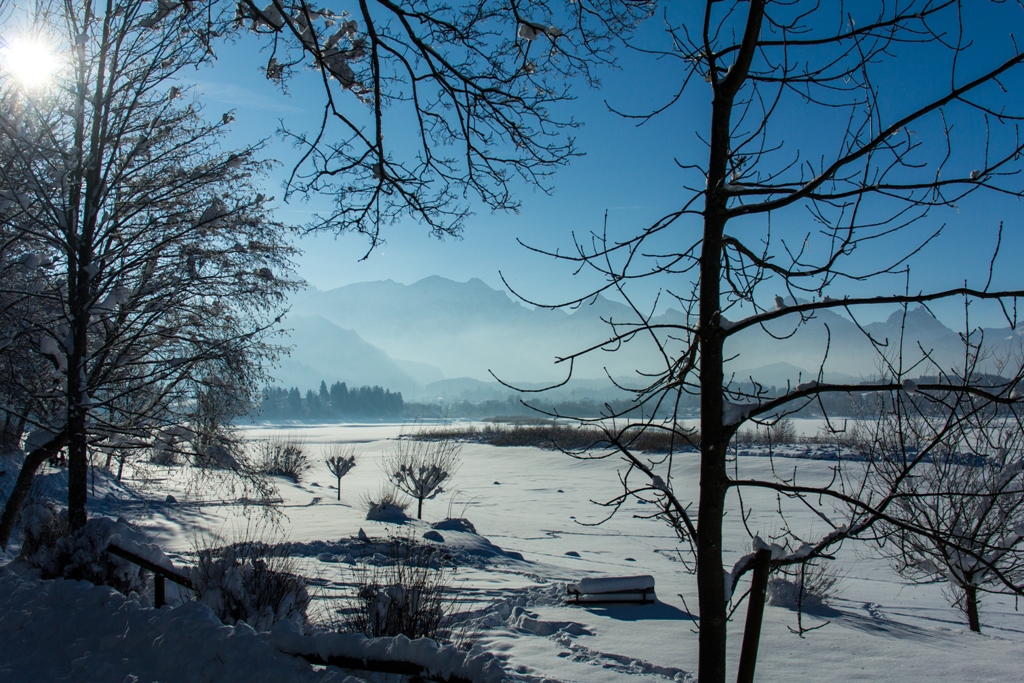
[2,36,60,89]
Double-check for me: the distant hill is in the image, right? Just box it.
[272,315,421,394]
[288,276,664,386]
[280,278,1023,396]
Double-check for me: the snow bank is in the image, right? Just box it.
[510,606,592,636]
[365,499,411,523]
[0,565,351,682]
[432,517,477,534]
[263,525,524,570]
[20,507,172,595]
[271,619,506,683]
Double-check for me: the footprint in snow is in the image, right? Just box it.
[551,633,693,681]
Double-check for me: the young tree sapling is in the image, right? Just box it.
[324,444,358,501]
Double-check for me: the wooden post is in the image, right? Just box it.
[736,548,773,683]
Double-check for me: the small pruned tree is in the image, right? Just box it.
[869,400,1024,633]
[324,444,358,501]
[383,434,460,520]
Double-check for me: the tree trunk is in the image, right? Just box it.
[736,549,773,683]
[417,497,423,520]
[65,4,111,532]
[337,476,342,501]
[965,584,981,632]
[697,151,731,683]
[0,412,26,453]
[695,4,766,682]
[0,429,69,551]
[66,410,89,531]
[66,256,94,532]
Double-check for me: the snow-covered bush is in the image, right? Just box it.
[19,504,156,595]
[432,517,477,534]
[255,437,310,482]
[766,558,842,612]
[343,537,457,642]
[191,542,310,633]
[363,487,411,523]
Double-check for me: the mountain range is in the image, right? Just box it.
[272,277,1023,401]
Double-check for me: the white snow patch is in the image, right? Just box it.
[271,619,506,683]
[0,566,340,682]
[568,575,655,594]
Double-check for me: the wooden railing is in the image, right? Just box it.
[106,542,193,608]
[105,542,479,683]
[292,651,474,683]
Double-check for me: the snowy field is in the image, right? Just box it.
[4,419,1024,682]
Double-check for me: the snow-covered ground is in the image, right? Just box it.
[3,420,1024,682]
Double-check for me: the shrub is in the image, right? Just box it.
[150,447,180,466]
[767,558,843,628]
[20,504,152,595]
[190,541,309,632]
[255,435,310,482]
[363,487,412,523]
[415,422,698,453]
[344,537,457,642]
[768,418,798,445]
[383,435,461,519]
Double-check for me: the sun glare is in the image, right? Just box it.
[2,36,60,89]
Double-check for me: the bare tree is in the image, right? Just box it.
[867,394,1024,633]
[0,244,61,453]
[508,3,1024,681]
[324,444,358,501]
[232,0,651,246]
[0,0,298,540]
[383,434,460,520]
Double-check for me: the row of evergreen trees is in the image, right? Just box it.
[259,381,404,419]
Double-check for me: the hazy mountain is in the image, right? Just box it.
[393,359,445,386]
[726,362,863,390]
[289,276,662,385]
[725,302,1022,381]
[282,278,1021,396]
[273,315,423,394]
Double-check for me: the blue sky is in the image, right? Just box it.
[189,6,1024,329]
[192,31,694,303]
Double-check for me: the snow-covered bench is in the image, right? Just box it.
[566,575,656,604]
